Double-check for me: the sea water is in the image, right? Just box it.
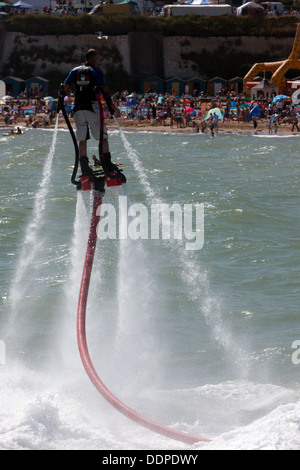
[0,126,299,450]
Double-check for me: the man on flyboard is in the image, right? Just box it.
[64,49,123,181]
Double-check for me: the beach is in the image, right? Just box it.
[1,114,300,136]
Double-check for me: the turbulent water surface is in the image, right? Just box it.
[0,124,299,450]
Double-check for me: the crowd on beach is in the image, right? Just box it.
[2,0,175,16]
[1,88,300,134]
[5,0,300,16]
[112,89,299,130]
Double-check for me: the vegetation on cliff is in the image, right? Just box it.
[3,13,300,37]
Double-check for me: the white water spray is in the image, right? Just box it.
[115,121,248,376]
[60,191,91,367]
[9,117,59,313]
[114,184,157,395]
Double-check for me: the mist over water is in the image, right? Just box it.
[0,126,299,449]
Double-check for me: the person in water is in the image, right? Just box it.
[63,48,121,178]
[11,127,22,135]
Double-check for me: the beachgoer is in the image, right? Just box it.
[267,117,273,134]
[209,115,215,137]
[252,116,258,133]
[63,48,120,178]
[213,112,219,133]
[292,114,299,132]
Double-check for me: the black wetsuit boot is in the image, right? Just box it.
[100,152,126,182]
[79,156,94,176]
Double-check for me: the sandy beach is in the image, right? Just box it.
[1,115,300,136]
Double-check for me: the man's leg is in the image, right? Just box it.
[100,139,120,176]
[79,140,87,157]
[73,111,94,177]
[79,140,94,176]
[88,108,125,181]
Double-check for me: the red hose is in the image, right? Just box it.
[77,191,211,446]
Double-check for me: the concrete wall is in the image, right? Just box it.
[129,31,164,78]
[0,22,6,74]
[0,31,131,78]
[0,28,295,87]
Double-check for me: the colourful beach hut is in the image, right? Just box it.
[186,77,207,96]
[3,76,25,97]
[25,76,49,97]
[165,77,186,96]
[142,76,165,94]
[207,77,228,96]
[228,77,243,94]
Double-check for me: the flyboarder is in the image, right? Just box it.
[63,48,123,181]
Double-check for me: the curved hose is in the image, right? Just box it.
[77,191,211,446]
[58,88,80,186]
[95,92,104,161]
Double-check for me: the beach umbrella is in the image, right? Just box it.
[2,95,13,101]
[185,106,194,114]
[249,104,261,121]
[124,99,138,107]
[128,98,138,106]
[203,107,223,121]
[184,107,197,116]
[272,94,288,104]
[44,96,55,101]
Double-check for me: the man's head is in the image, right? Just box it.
[86,49,100,66]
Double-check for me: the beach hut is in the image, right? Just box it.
[186,77,207,96]
[207,77,228,96]
[142,76,165,94]
[25,76,49,97]
[3,76,25,97]
[165,77,186,96]
[228,77,243,95]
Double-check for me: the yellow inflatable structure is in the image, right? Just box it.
[243,23,300,95]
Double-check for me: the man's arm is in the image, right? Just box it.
[100,84,116,116]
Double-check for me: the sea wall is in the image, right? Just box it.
[0,28,295,88]
[0,22,6,71]
[0,31,131,78]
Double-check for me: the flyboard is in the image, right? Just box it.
[58,87,210,446]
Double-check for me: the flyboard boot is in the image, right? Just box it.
[79,156,105,193]
[100,152,126,187]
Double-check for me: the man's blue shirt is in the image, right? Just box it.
[65,65,106,86]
